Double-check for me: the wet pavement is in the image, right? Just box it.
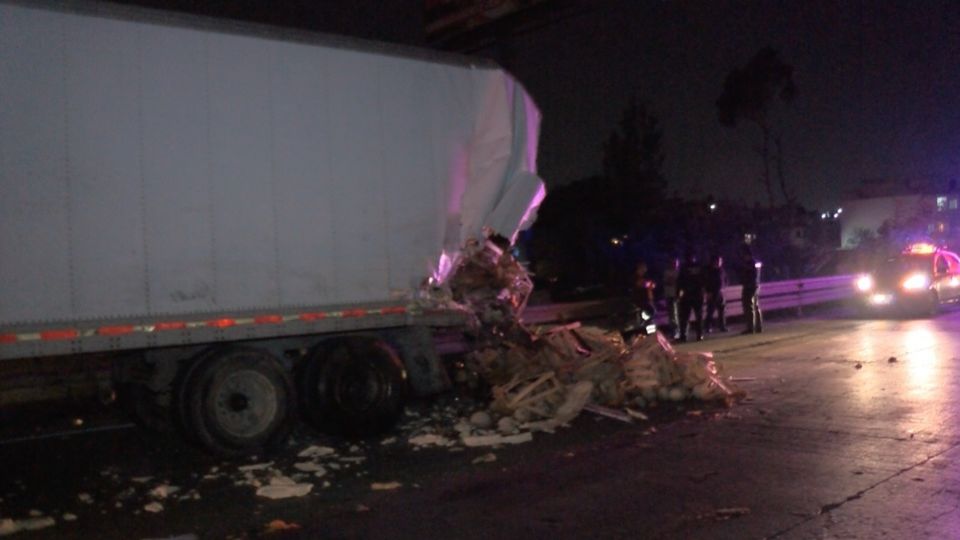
[1,308,959,539]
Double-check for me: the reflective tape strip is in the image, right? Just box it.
[40,329,79,341]
[154,321,187,331]
[0,305,413,345]
[98,325,135,336]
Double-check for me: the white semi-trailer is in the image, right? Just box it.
[0,0,545,455]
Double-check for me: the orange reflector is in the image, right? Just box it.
[207,318,236,328]
[0,334,17,344]
[154,321,187,331]
[299,312,327,321]
[341,309,367,318]
[380,306,407,315]
[41,329,79,341]
[255,315,283,325]
[98,325,134,336]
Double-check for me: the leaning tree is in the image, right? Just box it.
[716,47,797,207]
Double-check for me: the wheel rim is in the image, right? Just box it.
[212,369,279,439]
[333,362,388,413]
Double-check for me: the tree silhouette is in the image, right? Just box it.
[716,47,797,207]
[602,97,666,207]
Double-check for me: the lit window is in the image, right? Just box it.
[937,196,948,211]
[937,222,947,233]
[951,198,958,210]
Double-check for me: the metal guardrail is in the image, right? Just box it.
[720,274,855,317]
[522,274,856,325]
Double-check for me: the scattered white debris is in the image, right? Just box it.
[255,483,313,500]
[77,493,93,504]
[408,434,454,447]
[298,446,336,458]
[380,437,397,446]
[269,476,297,487]
[583,403,633,423]
[149,485,180,499]
[178,490,202,501]
[27,510,41,518]
[62,513,77,522]
[314,470,328,479]
[472,453,497,464]
[462,432,533,447]
[370,482,402,491]
[237,462,274,472]
[469,411,493,429]
[293,462,325,473]
[349,445,361,453]
[340,457,366,464]
[497,417,517,434]
[0,517,56,536]
[131,476,153,484]
[143,502,164,513]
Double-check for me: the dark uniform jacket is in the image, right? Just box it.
[704,266,725,294]
[737,258,760,289]
[678,264,705,298]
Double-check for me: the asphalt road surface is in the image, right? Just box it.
[1,307,959,539]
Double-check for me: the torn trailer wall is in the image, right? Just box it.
[0,0,545,328]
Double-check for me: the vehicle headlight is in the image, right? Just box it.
[855,275,874,292]
[901,273,930,291]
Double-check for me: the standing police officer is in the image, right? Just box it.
[661,257,680,339]
[736,243,763,334]
[677,252,705,342]
[704,254,727,333]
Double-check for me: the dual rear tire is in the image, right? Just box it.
[125,337,409,457]
[298,338,407,436]
[178,347,295,457]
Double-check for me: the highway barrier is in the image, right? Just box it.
[521,274,856,325]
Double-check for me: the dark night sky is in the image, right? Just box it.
[111,0,960,210]
[480,1,960,210]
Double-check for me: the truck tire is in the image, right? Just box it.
[181,347,294,457]
[300,338,407,436]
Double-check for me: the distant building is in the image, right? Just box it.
[839,179,960,249]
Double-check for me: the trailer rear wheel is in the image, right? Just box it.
[300,338,407,435]
[182,347,294,457]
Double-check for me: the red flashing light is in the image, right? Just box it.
[341,309,368,318]
[0,334,17,344]
[254,315,283,325]
[380,306,407,315]
[299,312,327,321]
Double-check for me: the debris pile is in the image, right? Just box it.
[434,236,744,435]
